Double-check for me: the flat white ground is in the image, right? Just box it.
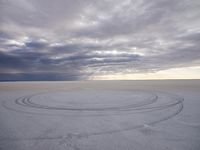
[0,80,200,150]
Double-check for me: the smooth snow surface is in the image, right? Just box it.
[0,80,200,150]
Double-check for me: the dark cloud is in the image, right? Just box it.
[0,0,200,80]
[0,72,82,81]
[25,40,48,49]
[0,51,26,69]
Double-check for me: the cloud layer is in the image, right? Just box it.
[0,0,200,80]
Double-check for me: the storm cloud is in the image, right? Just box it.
[0,0,200,80]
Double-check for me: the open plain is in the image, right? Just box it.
[0,80,200,150]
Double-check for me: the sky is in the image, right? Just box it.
[0,0,200,80]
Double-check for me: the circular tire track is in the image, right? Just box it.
[1,89,184,142]
[14,92,158,112]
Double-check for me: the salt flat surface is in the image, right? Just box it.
[0,80,200,150]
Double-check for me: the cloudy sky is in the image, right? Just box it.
[0,0,200,80]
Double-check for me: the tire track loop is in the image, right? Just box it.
[0,90,184,145]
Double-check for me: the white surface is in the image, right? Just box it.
[0,80,200,150]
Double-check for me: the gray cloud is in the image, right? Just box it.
[0,0,200,80]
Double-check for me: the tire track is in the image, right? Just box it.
[14,94,158,111]
[0,90,184,143]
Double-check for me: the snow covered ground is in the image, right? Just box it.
[0,80,200,150]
